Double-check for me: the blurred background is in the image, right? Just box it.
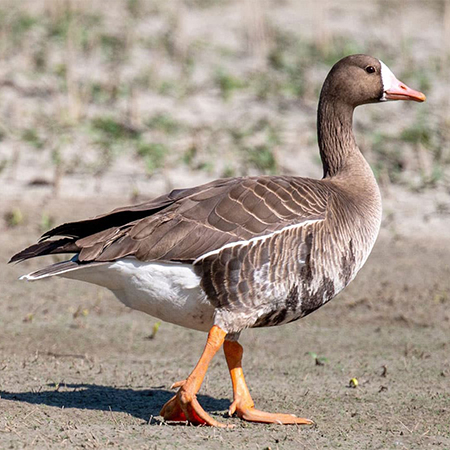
[0,0,449,226]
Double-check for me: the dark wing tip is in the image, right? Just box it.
[9,245,39,264]
[9,238,77,264]
[9,247,35,264]
[8,254,21,264]
[39,222,77,241]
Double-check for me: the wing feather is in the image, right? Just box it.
[10,176,330,265]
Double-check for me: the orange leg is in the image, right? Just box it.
[160,325,230,427]
[223,340,314,425]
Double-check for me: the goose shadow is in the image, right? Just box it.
[0,384,230,424]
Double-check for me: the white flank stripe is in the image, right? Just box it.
[194,218,323,263]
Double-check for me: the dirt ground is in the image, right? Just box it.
[0,1,449,447]
[1,195,449,450]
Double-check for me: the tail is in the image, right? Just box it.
[9,192,179,265]
[20,259,106,281]
[10,187,191,267]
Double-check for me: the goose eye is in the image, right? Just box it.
[365,65,376,74]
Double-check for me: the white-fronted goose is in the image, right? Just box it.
[10,55,425,427]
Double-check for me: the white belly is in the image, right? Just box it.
[62,259,215,332]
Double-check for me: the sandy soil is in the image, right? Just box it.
[1,195,449,449]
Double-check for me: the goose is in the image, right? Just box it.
[10,54,425,427]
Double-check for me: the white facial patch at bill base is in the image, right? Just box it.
[379,60,397,101]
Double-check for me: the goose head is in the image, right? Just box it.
[321,54,426,108]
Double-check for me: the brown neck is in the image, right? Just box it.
[317,95,357,178]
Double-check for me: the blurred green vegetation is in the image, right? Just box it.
[0,0,447,193]
[137,141,168,174]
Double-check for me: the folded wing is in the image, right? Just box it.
[10,176,329,265]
